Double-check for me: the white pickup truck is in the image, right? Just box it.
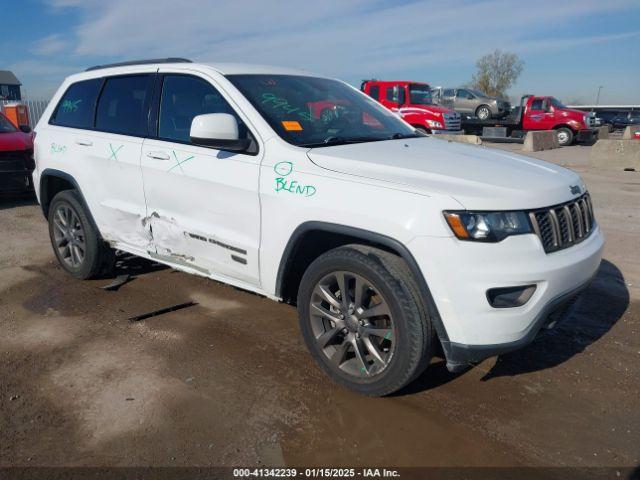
[33,59,604,396]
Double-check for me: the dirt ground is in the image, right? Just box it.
[1,143,639,472]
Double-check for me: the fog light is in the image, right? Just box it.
[486,285,536,308]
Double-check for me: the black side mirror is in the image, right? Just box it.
[19,125,32,134]
[190,136,251,152]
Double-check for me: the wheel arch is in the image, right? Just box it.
[552,123,576,132]
[275,221,451,346]
[39,169,100,233]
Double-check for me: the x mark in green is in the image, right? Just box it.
[108,143,124,162]
[168,150,195,173]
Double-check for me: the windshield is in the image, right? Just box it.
[409,84,434,105]
[227,75,419,147]
[550,97,566,109]
[0,114,17,133]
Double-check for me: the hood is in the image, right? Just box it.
[562,108,589,117]
[402,104,454,115]
[0,131,33,151]
[307,137,584,210]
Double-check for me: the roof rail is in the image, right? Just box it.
[85,58,192,72]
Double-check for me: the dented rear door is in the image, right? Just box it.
[140,71,261,285]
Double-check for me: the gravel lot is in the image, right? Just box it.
[1,143,639,471]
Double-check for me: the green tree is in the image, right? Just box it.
[471,50,524,99]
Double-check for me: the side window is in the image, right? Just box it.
[530,99,544,110]
[95,75,151,136]
[50,78,102,129]
[385,86,395,103]
[385,86,405,105]
[367,85,380,100]
[158,75,246,143]
[443,89,454,97]
[457,89,470,99]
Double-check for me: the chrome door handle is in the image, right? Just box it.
[146,151,170,161]
[75,139,93,146]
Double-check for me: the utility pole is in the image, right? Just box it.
[595,86,603,105]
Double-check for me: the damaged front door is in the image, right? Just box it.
[140,72,261,286]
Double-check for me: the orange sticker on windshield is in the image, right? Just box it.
[282,120,303,131]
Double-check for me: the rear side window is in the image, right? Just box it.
[50,78,102,129]
[367,85,380,100]
[158,74,246,143]
[96,75,152,136]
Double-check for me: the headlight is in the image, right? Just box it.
[443,211,532,242]
[426,120,443,129]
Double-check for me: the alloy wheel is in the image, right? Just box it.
[477,107,490,120]
[52,204,86,268]
[309,271,395,378]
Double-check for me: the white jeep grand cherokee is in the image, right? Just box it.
[33,59,604,396]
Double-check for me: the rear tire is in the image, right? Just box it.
[556,127,574,146]
[48,190,115,280]
[297,245,433,396]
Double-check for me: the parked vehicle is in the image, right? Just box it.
[33,59,604,396]
[361,80,461,134]
[0,110,34,195]
[592,110,620,132]
[611,111,640,131]
[462,95,599,146]
[432,87,511,120]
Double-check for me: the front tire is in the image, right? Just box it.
[297,245,433,396]
[556,127,574,146]
[476,105,492,120]
[48,190,115,279]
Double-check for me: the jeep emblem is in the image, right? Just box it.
[570,185,581,195]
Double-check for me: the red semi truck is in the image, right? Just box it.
[462,95,599,146]
[361,80,461,134]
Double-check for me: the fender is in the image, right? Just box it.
[275,221,452,350]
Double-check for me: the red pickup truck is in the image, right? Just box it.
[361,80,461,134]
[462,95,598,146]
[0,111,34,195]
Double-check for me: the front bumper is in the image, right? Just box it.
[576,129,596,143]
[408,225,604,366]
[445,275,592,369]
[0,149,35,195]
[0,171,34,195]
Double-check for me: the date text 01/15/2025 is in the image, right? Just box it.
[274,161,316,197]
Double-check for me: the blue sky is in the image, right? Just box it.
[2,0,639,104]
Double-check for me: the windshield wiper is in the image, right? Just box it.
[389,132,422,139]
[300,136,388,148]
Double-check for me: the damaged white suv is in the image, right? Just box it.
[33,59,604,396]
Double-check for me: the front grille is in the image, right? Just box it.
[529,193,595,253]
[443,112,461,131]
[585,114,598,128]
[0,149,32,172]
